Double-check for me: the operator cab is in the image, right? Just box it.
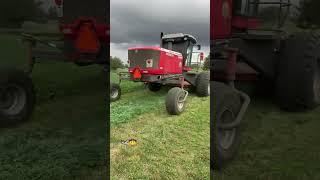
[161,33,201,68]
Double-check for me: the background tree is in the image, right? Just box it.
[110,56,125,70]
[202,55,210,71]
[296,0,320,28]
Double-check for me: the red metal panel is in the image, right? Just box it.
[74,23,101,53]
[128,47,162,51]
[211,0,233,40]
[128,47,182,75]
[160,50,183,75]
[54,0,109,43]
[232,16,260,29]
[60,18,109,42]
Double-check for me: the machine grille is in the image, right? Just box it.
[128,49,160,69]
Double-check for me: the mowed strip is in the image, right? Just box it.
[0,91,107,179]
[214,99,320,180]
[110,96,210,179]
[110,88,167,125]
[1,33,108,179]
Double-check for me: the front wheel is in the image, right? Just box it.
[0,68,35,126]
[110,83,121,102]
[211,81,241,170]
[165,87,187,115]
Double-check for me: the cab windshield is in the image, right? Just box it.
[185,44,194,66]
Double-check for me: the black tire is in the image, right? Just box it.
[0,68,35,126]
[234,81,256,97]
[165,87,186,115]
[148,83,162,92]
[110,83,121,102]
[196,72,210,97]
[211,81,241,170]
[276,31,320,111]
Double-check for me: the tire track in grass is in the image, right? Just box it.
[110,88,167,126]
[110,96,210,179]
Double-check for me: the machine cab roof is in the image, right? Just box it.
[161,33,197,44]
[161,33,200,67]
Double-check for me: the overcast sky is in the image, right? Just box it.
[41,0,300,61]
[110,0,210,61]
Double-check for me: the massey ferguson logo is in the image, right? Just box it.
[146,59,153,68]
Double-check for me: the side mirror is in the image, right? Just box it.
[197,44,201,50]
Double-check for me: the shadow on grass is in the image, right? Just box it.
[0,53,108,179]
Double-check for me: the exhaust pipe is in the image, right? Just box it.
[160,32,164,47]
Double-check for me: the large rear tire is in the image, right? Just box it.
[211,81,241,170]
[165,87,186,115]
[196,72,210,97]
[0,68,35,126]
[276,31,320,111]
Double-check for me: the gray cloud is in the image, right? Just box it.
[110,0,301,60]
[110,0,210,60]
[111,0,209,44]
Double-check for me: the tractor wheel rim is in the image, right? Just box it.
[110,88,119,99]
[177,93,185,111]
[0,84,26,116]
[217,109,236,150]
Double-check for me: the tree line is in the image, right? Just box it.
[296,0,320,28]
[110,56,126,70]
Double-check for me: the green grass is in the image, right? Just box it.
[111,69,142,94]
[111,97,210,179]
[110,70,167,125]
[0,33,107,179]
[110,71,210,179]
[213,98,320,180]
[213,24,320,179]
[111,89,166,125]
